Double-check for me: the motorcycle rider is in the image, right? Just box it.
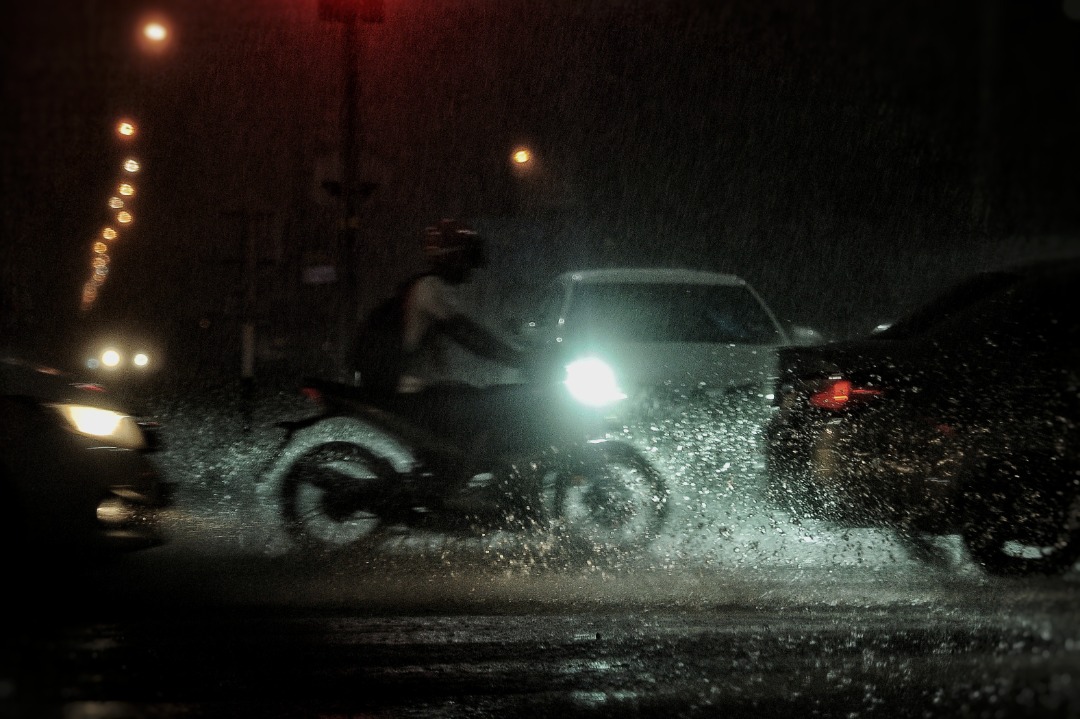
[397,218,523,394]
[275,221,667,548]
[381,219,528,468]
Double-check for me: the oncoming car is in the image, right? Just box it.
[89,345,153,372]
[509,268,808,490]
[0,354,175,565]
[83,341,157,375]
[78,329,163,380]
[513,268,798,417]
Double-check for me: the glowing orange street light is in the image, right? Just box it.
[144,22,167,42]
[136,15,172,55]
[81,283,98,306]
[510,145,538,180]
[123,158,141,173]
[116,120,136,138]
[102,227,118,241]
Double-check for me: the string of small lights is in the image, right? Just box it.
[79,119,141,312]
[79,17,169,313]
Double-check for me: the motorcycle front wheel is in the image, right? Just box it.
[280,441,399,552]
[542,442,669,557]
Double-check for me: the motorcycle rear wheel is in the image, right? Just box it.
[543,442,669,557]
[280,441,399,552]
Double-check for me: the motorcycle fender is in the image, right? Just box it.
[257,415,420,489]
[253,414,422,556]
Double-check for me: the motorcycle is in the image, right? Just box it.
[256,357,670,559]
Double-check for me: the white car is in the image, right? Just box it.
[514,268,797,416]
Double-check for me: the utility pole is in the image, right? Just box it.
[318,0,384,380]
[215,210,271,429]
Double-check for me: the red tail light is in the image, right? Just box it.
[73,382,107,393]
[300,386,324,404]
[808,378,883,411]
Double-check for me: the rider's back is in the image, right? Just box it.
[350,272,429,401]
[355,219,528,465]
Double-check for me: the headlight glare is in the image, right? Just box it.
[564,357,627,407]
[100,349,122,368]
[49,404,147,449]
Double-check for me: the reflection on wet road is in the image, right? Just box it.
[8,546,1080,719]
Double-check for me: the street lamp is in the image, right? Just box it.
[508,144,547,213]
[136,15,172,55]
[510,145,538,179]
[143,22,167,43]
[512,148,532,166]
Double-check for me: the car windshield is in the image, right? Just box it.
[4,1,1080,717]
[564,282,784,344]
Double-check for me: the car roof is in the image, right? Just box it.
[557,268,748,286]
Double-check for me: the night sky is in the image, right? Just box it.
[3,0,1079,371]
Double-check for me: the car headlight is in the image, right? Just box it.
[563,356,627,407]
[48,403,148,449]
[100,349,122,368]
[86,346,154,371]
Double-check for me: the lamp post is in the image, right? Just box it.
[319,0,384,380]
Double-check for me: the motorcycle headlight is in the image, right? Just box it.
[48,404,148,449]
[563,357,627,408]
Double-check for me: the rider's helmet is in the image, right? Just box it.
[423,219,487,270]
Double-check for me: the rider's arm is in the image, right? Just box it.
[438,314,524,368]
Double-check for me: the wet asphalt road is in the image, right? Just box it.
[4,380,1080,718]
[6,549,1080,719]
